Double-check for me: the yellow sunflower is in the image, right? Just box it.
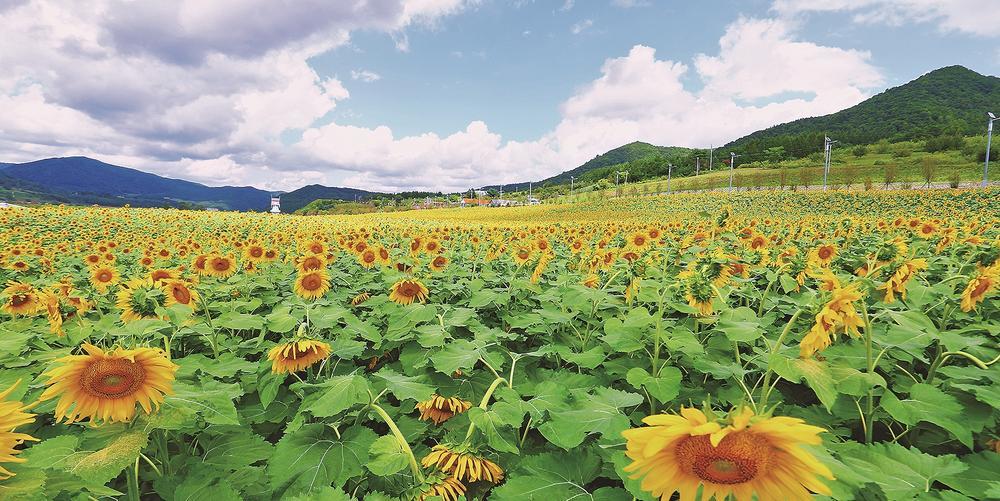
[429,255,449,272]
[1,281,42,316]
[622,406,834,501]
[89,265,120,293]
[204,254,237,278]
[40,343,178,423]
[162,279,200,308]
[410,471,467,501]
[0,380,38,480]
[415,394,472,425]
[389,279,429,306]
[294,270,331,300]
[267,339,331,373]
[421,444,504,483]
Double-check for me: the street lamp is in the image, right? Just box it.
[728,152,737,192]
[667,164,673,194]
[823,136,838,191]
[985,112,998,188]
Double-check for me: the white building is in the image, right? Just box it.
[270,194,281,214]
[0,201,25,209]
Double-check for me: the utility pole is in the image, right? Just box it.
[667,164,673,194]
[985,113,997,188]
[696,156,700,176]
[823,136,838,190]
[709,145,714,171]
[570,176,575,194]
[528,181,532,201]
[729,152,737,192]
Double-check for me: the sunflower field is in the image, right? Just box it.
[0,189,998,501]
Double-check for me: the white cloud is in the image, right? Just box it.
[772,0,1000,37]
[0,4,885,193]
[571,19,593,35]
[351,69,382,82]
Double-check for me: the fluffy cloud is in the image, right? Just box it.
[772,0,1000,37]
[0,2,883,193]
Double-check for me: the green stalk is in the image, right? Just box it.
[370,404,424,483]
[759,308,804,408]
[861,301,874,444]
[464,377,508,442]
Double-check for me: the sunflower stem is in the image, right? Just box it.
[759,308,804,408]
[861,301,875,444]
[126,457,140,501]
[370,403,424,483]
[464,376,508,443]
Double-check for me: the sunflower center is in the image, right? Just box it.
[250,247,263,257]
[972,278,991,297]
[82,358,146,398]
[676,432,771,485]
[302,274,322,290]
[170,285,191,304]
[212,259,231,271]
[98,271,112,282]
[11,294,30,307]
[819,248,833,259]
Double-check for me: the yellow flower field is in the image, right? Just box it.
[0,188,997,500]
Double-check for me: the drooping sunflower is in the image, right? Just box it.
[294,270,331,300]
[582,273,600,288]
[0,380,38,480]
[1,281,42,316]
[267,338,331,373]
[351,292,371,306]
[40,343,178,423]
[429,255,449,273]
[960,266,997,312]
[389,279,429,306]
[89,265,120,293]
[407,471,467,501]
[421,444,504,484]
[115,279,167,323]
[880,258,927,303]
[416,394,472,425]
[800,283,865,358]
[622,406,834,501]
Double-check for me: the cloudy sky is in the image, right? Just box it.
[1,0,998,192]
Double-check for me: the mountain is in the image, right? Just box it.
[1,157,272,210]
[482,142,691,192]
[278,184,379,213]
[725,65,1000,157]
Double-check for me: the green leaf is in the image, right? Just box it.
[467,407,521,454]
[716,306,763,342]
[166,380,243,426]
[880,383,972,448]
[20,435,81,470]
[602,308,654,353]
[374,368,435,402]
[304,375,371,418]
[216,311,265,331]
[940,452,1000,499]
[65,430,149,485]
[625,367,681,403]
[829,442,966,499]
[793,358,839,411]
[200,427,274,470]
[268,424,376,495]
[0,468,46,500]
[538,387,641,450]
[173,468,242,501]
[366,435,410,476]
[491,451,602,500]
[429,339,482,375]
[258,372,285,409]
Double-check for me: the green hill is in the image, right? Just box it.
[725,65,1000,161]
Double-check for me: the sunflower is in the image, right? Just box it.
[162,279,199,308]
[880,258,927,303]
[408,471,467,501]
[204,254,237,278]
[622,406,834,501]
[41,292,64,336]
[296,253,327,273]
[149,268,178,285]
[960,266,997,312]
[244,244,266,263]
[1,281,42,316]
[680,271,714,316]
[0,380,38,480]
[267,338,331,373]
[115,279,167,323]
[800,283,865,358]
[809,244,837,267]
[294,270,331,300]
[416,394,472,425]
[358,249,378,269]
[582,273,600,288]
[421,444,504,484]
[351,292,371,306]
[90,265,120,293]
[39,343,178,423]
[429,255,449,272]
[389,279,429,306]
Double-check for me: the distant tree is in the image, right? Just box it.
[852,145,867,157]
[920,157,938,187]
[799,167,814,188]
[883,164,899,188]
[778,167,789,189]
[842,164,859,189]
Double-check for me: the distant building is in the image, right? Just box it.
[527,197,541,205]
[461,198,490,207]
[490,199,517,207]
[270,193,281,214]
[0,201,25,209]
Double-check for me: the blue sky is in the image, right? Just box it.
[1,0,998,192]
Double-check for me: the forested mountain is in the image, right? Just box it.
[724,65,1000,161]
[278,185,379,213]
